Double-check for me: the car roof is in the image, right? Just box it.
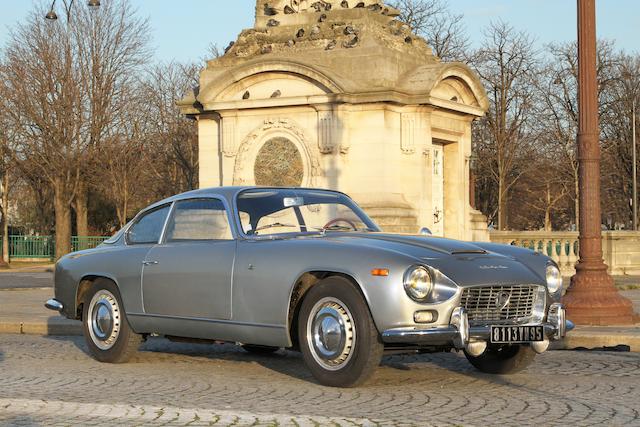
[141,186,347,214]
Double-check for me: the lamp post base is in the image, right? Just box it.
[564,267,636,325]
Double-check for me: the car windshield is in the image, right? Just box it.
[236,188,380,237]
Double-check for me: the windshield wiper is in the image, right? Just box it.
[322,225,356,232]
[254,222,298,232]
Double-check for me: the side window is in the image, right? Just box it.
[127,205,171,245]
[165,199,232,242]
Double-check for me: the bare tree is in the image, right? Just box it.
[1,1,150,257]
[2,8,85,257]
[469,21,539,230]
[95,82,150,228]
[139,62,200,197]
[390,0,468,61]
[71,0,151,236]
[535,40,622,230]
[601,54,640,228]
[0,62,14,264]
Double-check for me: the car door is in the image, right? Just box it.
[116,204,172,315]
[141,198,236,320]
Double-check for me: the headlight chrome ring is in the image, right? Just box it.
[403,266,434,302]
[546,264,563,295]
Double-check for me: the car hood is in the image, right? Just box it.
[318,232,546,286]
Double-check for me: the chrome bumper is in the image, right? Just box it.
[44,299,64,312]
[382,303,574,346]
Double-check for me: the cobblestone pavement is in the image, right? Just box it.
[0,335,639,426]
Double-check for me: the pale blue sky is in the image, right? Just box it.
[1,1,638,63]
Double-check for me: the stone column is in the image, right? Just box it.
[563,0,635,325]
[197,115,222,188]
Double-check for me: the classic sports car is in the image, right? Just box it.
[47,187,573,387]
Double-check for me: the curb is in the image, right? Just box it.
[555,326,640,352]
[0,319,82,336]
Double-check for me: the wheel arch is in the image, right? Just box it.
[75,274,121,320]
[286,270,374,349]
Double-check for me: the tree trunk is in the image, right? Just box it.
[498,176,507,230]
[54,182,72,260]
[75,180,89,238]
[545,184,552,231]
[1,171,9,265]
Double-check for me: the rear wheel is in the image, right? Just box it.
[464,344,536,374]
[82,278,141,363]
[298,276,383,387]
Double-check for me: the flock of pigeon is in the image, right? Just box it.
[262,0,399,23]
[220,0,414,62]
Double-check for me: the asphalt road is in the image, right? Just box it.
[0,334,639,426]
[0,272,52,290]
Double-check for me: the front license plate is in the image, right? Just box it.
[490,325,544,343]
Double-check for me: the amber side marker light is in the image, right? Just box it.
[371,268,389,277]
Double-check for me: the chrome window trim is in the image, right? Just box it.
[158,202,177,245]
[125,203,174,246]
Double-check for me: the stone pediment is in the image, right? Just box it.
[179,1,488,117]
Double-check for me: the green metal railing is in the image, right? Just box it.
[72,236,109,252]
[7,235,55,259]
[0,235,109,260]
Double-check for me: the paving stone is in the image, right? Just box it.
[0,334,639,426]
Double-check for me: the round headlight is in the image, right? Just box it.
[403,266,433,302]
[546,264,563,295]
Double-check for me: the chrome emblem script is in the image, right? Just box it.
[479,265,509,270]
[494,291,511,310]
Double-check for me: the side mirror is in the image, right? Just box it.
[419,227,432,236]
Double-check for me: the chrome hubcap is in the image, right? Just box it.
[87,290,120,350]
[306,297,355,371]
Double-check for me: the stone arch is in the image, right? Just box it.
[198,60,345,105]
[432,63,489,111]
[232,118,321,187]
[218,71,329,102]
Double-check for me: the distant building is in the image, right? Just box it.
[179,0,489,240]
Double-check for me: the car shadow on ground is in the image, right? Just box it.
[44,334,320,381]
[43,334,491,386]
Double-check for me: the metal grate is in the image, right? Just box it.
[460,285,539,325]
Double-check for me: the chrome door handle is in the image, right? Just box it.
[142,261,159,266]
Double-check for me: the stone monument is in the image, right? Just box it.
[179,0,490,240]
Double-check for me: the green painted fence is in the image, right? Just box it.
[0,235,109,260]
[72,236,109,252]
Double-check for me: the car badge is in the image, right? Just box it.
[479,265,509,269]
[495,291,511,310]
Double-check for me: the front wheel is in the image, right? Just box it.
[298,276,383,387]
[464,344,536,374]
[82,278,141,363]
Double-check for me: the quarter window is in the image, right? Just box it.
[165,199,232,241]
[127,205,171,245]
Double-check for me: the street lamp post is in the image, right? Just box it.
[562,0,635,325]
[633,97,637,231]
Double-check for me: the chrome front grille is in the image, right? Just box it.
[460,285,539,325]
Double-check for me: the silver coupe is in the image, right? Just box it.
[47,187,573,387]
